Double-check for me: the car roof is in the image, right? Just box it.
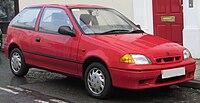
[29,4,109,9]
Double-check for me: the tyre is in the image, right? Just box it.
[9,48,29,77]
[84,62,112,99]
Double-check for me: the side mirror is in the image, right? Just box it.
[58,26,76,37]
[136,25,141,29]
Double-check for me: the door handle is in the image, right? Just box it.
[36,38,40,42]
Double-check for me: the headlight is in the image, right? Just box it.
[120,54,151,65]
[183,49,191,60]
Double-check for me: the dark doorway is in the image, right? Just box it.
[0,0,19,34]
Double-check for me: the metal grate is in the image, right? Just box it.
[156,56,181,64]
[155,75,185,84]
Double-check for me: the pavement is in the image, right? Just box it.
[179,60,200,89]
[195,60,200,80]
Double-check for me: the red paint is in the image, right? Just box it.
[153,0,183,45]
[4,4,195,90]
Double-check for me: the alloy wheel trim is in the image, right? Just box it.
[11,52,22,73]
[87,67,105,95]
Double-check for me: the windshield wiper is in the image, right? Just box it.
[99,29,129,35]
[129,29,145,33]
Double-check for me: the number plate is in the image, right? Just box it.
[162,67,185,79]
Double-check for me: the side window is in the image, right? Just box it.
[39,8,73,34]
[10,8,41,30]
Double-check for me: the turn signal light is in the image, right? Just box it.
[120,54,135,63]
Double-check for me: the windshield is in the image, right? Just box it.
[71,8,142,35]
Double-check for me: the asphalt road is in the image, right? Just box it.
[1,51,200,103]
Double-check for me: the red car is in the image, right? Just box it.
[4,4,196,99]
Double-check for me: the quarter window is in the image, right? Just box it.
[10,8,41,30]
[39,8,73,34]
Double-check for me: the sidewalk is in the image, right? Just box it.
[180,60,200,89]
[195,60,200,80]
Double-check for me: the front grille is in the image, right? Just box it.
[155,75,185,84]
[155,56,181,64]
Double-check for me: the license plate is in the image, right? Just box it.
[162,67,185,79]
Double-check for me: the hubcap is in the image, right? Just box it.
[11,52,22,73]
[87,68,105,95]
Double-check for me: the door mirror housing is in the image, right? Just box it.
[136,25,141,29]
[58,26,76,37]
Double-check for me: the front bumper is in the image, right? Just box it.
[109,61,196,89]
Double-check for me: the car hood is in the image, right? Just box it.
[91,33,184,59]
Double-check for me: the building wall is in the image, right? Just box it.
[19,0,134,21]
[133,0,153,34]
[183,0,200,58]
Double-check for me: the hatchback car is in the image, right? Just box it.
[4,4,196,99]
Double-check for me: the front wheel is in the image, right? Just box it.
[9,48,29,77]
[84,62,112,99]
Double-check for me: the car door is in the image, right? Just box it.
[8,7,42,64]
[32,7,79,75]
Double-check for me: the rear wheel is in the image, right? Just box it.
[10,48,29,77]
[84,62,112,99]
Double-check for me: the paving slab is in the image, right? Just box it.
[195,60,200,80]
[179,60,200,89]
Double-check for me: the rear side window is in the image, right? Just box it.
[10,8,41,30]
[39,7,73,34]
